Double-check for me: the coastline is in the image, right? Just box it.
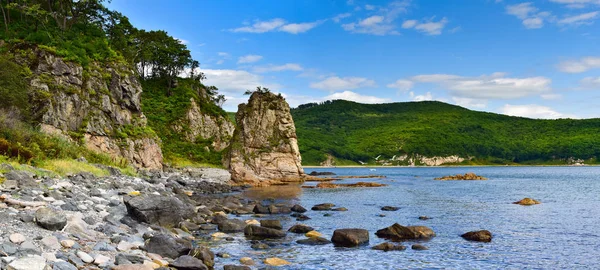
[303,164,599,168]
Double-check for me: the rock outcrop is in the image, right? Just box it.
[224,91,304,185]
[17,48,163,170]
[435,173,487,180]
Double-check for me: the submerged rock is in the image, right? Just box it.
[289,224,314,234]
[412,244,429,250]
[297,237,332,245]
[264,257,291,266]
[375,223,435,241]
[372,242,406,252]
[315,182,386,188]
[461,230,492,242]
[311,203,335,211]
[244,225,286,239]
[434,173,487,180]
[331,228,369,247]
[381,206,399,211]
[513,198,541,205]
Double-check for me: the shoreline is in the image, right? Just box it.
[303,164,598,168]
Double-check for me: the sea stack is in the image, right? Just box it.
[224,90,304,185]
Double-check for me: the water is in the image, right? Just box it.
[214,167,600,269]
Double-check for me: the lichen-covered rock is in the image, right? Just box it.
[224,91,304,185]
[19,48,163,170]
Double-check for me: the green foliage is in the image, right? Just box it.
[292,100,600,165]
[0,55,31,119]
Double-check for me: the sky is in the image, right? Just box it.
[108,0,600,119]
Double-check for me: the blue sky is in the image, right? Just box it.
[109,0,600,119]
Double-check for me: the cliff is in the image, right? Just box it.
[18,48,163,170]
[224,91,304,185]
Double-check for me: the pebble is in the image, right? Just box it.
[60,240,75,248]
[76,251,94,263]
[240,257,255,265]
[9,233,26,244]
[93,254,111,266]
[41,236,60,250]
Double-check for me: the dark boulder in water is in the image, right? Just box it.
[291,204,307,213]
[244,225,286,239]
[331,228,369,247]
[308,171,336,176]
[372,242,406,252]
[375,223,435,241]
[381,206,399,211]
[461,230,492,242]
[288,224,314,234]
[260,219,282,230]
[312,203,335,211]
[297,237,332,245]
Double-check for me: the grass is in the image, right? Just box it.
[167,156,225,169]
[37,159,110,177]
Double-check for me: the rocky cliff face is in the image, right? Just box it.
[172,98,234,151]
[224,92,304,185]
[21,48,163,170]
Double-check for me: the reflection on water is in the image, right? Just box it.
[242,184,303,201]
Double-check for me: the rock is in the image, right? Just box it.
[264,258,291,266]
[375,223,436,241]
[9,233,25,244]
[308,171,336,176]
[315,182,387,188]
[333,207,348,211]
[4,171,36,187]
[94,254,111,266]
[35,207,67,231]
[461,230,493,242]
[239,257,254,266]
[412,244,429,250]
[189,246,214,269]
[295,214,310,221]
[145,234,191,259]
[305,231,322,238]
[112,265,154,270]
[251,243,270,250]
[93,241,116,251]
[224,265,251,270]
[331,229,369,247]
[20,241,41,255]
[216,253,230,258]
[218,219,247,233]
[0,242,18,256]
[418,216,431,220]
[171,255,208,270]
[434,173,487,180]
[180,221,200,231]
[513,198,541,205]
[6,255,46,270]
[244,225,286,239]
[311,203,335,211]
[288,224,314,234]
[60,240,76,248]
[52,261,77,270]
[260,219,282,230]
[296,237,331,245]
[372,242,406,252]
[123,195,194,227]
[245,219,260,226]
[224,91,305,185]
[252,204,291,214]
[291,204,307,213]
[41,236,60,250]
[76,251,94,263]
[381,206,399,211]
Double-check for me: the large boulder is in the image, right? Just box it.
[145,234,191,259]
[171,255,208,270]
[296,237,331,245]
[217,219,247,233]
[244,225,286,239]
[461,230,492,242]
[513,198,540,205]
[260,220,282,230]
[288,224,314,234]
[331,229,369,247]
[35,208,67,231]
[189,246,214,269]
[375,223,435,241]
[123,195,194,227]
[223,91,305,185]
[311,203,335,211]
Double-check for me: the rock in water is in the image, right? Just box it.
[296,237,332,245]
[224,91,305,185]
[375,223,436,241]
[244,225,286,239]
[372,242,406,252]
[513,198,541,205]
[331,229,369,247]
[434,173,487,180]
[260,219,282,230]
[289,224,314,234]
[381,206,399,211]
[123,195,194,227]
[171,255,208,270]
[35,207,67,231]
[145,234,191,259]
[461,230,493,242]
[264,258,291,266]
[291,204,307,213]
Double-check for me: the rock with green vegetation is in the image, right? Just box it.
[224,91,304,185]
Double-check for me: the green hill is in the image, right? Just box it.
[291,100,600,166]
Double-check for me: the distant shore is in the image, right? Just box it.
[303,164,597,168]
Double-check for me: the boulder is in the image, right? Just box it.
[264,258,291,266]
[381,206,399,211]
[372,242,406,252]
[461,230,492,242]
[35,208,67,231]
[288,224,314,234]
[218,219,246,233]
[513,198,541,206]
[308,171,336,176]
[4,170,36,187]
[244,225,286,239]
[123,195,194,227]
[291,204,307,213]
[171,255,208,270]
[412,244,428,250]
[224,266,251,270]
[252,204,291,214]
[260,219,282,230]
[331,229,369,247]
[311,203,335,211]
[296,237,331,245]
[6,255,47,270]
[375,223,435,241]
[145,234,191,259]
[189,246,214,269]
[434,173,487,180]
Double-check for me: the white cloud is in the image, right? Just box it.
[452,97,488,108]
[310,76,377,91]
[401,17,449,35]
[557,56,600,73]
[253,63,303,73]
[501,104,572,119]
[230,18,323,34]
[410,72,551,99]
[216,60,224,65]
[365,4,376,10]
[387,79,414,91]
[201,69,279,96]
[549,0,600,8]
[505,3,552,29]
[580,76,600,87]
[341,0,409,35]
[237,55,263,64]
[410,91,434,101]
[218,52,230,57]
[324,91,391,103]
[401,20,417,28]
[541,93,563,100]
[557,11,598,25]
[332,13,352,23]
[523,17,544,28]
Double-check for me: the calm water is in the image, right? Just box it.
[213,167,600,269]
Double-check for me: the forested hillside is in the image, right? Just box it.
[292,100,600,166]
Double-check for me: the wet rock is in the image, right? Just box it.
[251,243,270,250]
[123,195,194,227]
[331,229,369,247]
[180,221,200,231]
[7,255,47,270]
[239,257,254,266]
[513,198,541,206]
[288,224,314,234]
[311,203,335,211]
[218,219,246,233]
[145,234,191,259]
[171,255,208,270]
[381,206,399,211]
[244,225,286,239]
[305,231,322,238]
[264,257,291,266]
[260,219,282,230]
[461,230,492,242]
[189,246,214,269]
[418,216,431,220]
[435,173,487,180]
[291,204,307,213]
[296,237,331,245]
[375,223,436,241]
[308,171,336,176]
[295,214,310,221]
[412,244,429,250]
[372,242,406,252]
[199,224,217,231]
[333,207,348,211]
[224,265,251,270]
[35,207,67,231]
